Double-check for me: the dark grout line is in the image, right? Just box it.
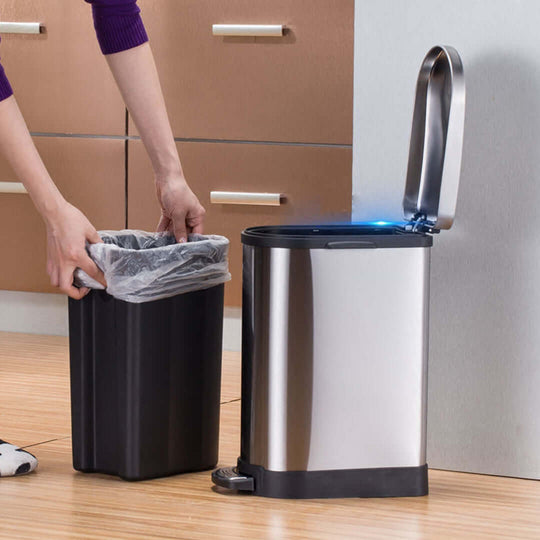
[30,132,127,140]
[220,397,241,405]
[171,137,352,148]
[21,401,239,450]
[21,436,71,450]
[124,109,129,229]
[29,131,352,149]
[428,467,540,482]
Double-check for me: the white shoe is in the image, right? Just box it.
[0,440,38,477]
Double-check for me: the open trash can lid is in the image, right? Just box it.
[402,45,466,230]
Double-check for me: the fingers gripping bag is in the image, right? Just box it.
[74,230,231,303]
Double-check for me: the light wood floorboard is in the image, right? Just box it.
[0,332,538,539]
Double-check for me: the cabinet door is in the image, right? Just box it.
[132,0,354,144]
[0,1,125,134]
[128,140,352,306]
[0,137,125,292]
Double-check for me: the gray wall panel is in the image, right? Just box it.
[353,0,540,478]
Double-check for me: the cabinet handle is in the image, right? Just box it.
[0,22,42,34]
[212,24,284,37]
[0,182,27,194]
[210,191,282,206]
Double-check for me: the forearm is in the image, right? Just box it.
[0,97,104,297]
[106,43,182,182]
[85,1,181,181]
[0,96,64,221]
[87,0,203,239]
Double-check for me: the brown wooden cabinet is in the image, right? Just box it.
[0,1,353,302]
[127,139,352,306]
[132,0,354,143]
[0,0,125,135]
[0,137,125,292]
[127,1,354,307]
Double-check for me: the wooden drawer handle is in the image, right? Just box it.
[0,22,42,34]
[210,191,281,206]
[0,182,27,194]
[212,24,284,37]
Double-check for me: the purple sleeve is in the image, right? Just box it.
[85,0,148,55]
[0,1,148,102]
[0,39,14,102]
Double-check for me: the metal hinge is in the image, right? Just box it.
[404,214,440,234]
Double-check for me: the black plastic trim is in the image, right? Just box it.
[212,466,255,491]
[211,460,429,499]
[241,225,433,249]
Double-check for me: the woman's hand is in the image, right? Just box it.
[105,45,206,242]
[156,176,206,242]
[45,201,106,299]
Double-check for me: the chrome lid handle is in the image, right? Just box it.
[403,45,466,230]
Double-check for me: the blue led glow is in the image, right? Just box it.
[308,219,408,228]
[350,220,406,227]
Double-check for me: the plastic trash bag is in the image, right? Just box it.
[74,230,231,303]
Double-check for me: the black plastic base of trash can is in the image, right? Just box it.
[212,461,428,499]
[68,284,224,481]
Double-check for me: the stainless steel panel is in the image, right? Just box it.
[403,45,465,230]
[241,244,430,472]
[0,182,27,194]
[0,22,41,34]
[210,191,282,206]
[212,24,284,37]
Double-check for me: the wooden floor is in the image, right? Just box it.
[0,332,538,539]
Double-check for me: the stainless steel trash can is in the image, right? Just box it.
[213,45,466,498]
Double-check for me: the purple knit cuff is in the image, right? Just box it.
[92,11,148,55]
[0,63,13,102]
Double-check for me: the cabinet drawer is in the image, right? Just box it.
[0,1,125,134]
[0,137,125,292]
[128,140,352,306]
[133,0,354,144]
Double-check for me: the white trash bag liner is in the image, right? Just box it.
[74,230,231,303]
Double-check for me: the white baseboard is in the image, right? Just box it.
[0,290,69,336]
[0,290,242,352]
[223,306,242,352]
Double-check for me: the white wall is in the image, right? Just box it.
[354,0,540,478]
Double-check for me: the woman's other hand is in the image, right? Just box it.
[45,201,106,299]
[156,176,206,242]
[104,44,205,243]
